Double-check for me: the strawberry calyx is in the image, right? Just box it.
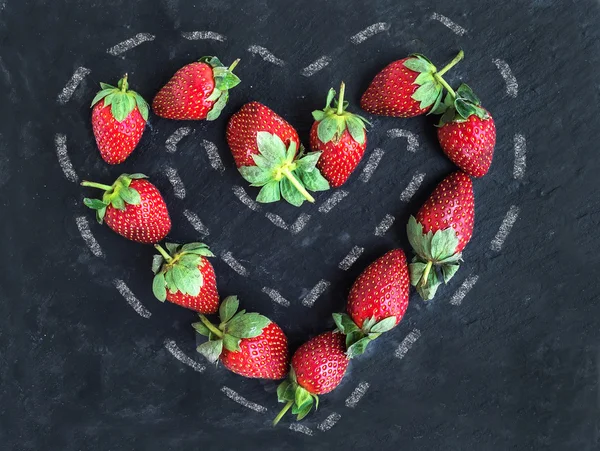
[332,312,397,358]
[151,242,214,301]
[273,366,319,425]
[406,216,463,300]
[193,295,272,363]
[238,132,330,206]
[91,74,149,122]
[312,82,369,145]
[433,83,489,127]
[81,173,148,224]
[201,56,241,121]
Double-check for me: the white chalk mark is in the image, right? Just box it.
[201,140,226,173]
[232,185,261,211]
[75,216,103,257]
[431,13,467,36]
[290,213,311,235]
[301,56,331,77]
[107,33,155,56]
[345,381,370,408]
[490,205,520,252]
[374,214,395,236]
[181,31,226,42]
[247,45,285,66]
[265,212,289,230]
[183,209,210,236]
[289,423,314,436]
[359,148,385,183]
[318,190,348,213]
[54,134,78,182]
[350,22,390,44]
[57,67,91,104]
[164,339,205,373]
[339,246,364,271]
[395,329,421,359]
[164,166,186,199]
[113,279,152,319]
[165,127,192,153]
[513,134,526,180]
[318,412,342,431]
[262,287,290,307]
[450,274,479,306]
[387,129,419,153]
[301,280,330,307]
[400,172,426,202]
[222,251,249,277]
[492,59,518,98]
[221,386,267,413]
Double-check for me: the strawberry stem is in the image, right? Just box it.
[336,81,345,116]
[154,244,173,263]
[437,50,464,76]
[80,181,113,191]
[282,169,315,203]
[120,73,129,92]
[419,260,433,288]
[228,59,241,72]
[199,314,223,338]
[272,400,294,426]
[433,73,457,100]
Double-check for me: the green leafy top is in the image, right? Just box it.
[151,242,214,301]
[200,56,241,121]
[432,83,489,126]
[193,296,272,364]
[82,173,148,224]
[238,132,330,207]
[332,312,397,358]
[312,82,369,144]
[91,75,149,122]
[273,367,320,425]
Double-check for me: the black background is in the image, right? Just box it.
[1,0,599,449]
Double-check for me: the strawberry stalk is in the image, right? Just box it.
[198,314,224,338]
[154,244,173,262]
[419,260,433,288]
[281,168,315,203]
[80,181,113,191]
[336,82,345,116]
[272,401,294,426]
[228,59,240,72]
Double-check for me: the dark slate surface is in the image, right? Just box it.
[1,0,599,449]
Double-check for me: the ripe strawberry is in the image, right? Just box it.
[227,102,330,206]
[82,173,171,243]
[151,242,219,313]
[310,82,369,187]
[194,296,289,380]
[435,84,496,177]
[153,56,240,121]
[273,331,349,425]
[361,50,464,118]
[407,171,474,300]
[91,74,149,164]
[333,249,410,358]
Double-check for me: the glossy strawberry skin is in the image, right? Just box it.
[292,331,349,395]
[152,62,216,120]
[103,179,171,243]
[165,257,219,314]
[92,100,146,164]
[309,124,367,187]
[226,102,301,168]
[361,58,430,118]
[437,113,496,178]
[221,322,289,380]
[416,171,474,253]
[347,249,410,329]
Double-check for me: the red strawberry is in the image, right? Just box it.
[273,331,349,425]
[91,75,149,164]
[153,56,240,121]
[310,82,369,187]
[407,171,474,300]
[194,296,289,380]
[361,51,464,118]
[152,242,219,314]
[435,84,496,177]
[227,102,330,206]
[82,174,171,244]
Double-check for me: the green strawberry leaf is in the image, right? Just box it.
[332,313,359,335]
[456,83,480,105]
[256,181,281,203]
[407,216,427,258]
[454,98,477,120]
[206,90,229,121]
[222,334,242,352]
[178,254,203,268]
[441,263,460,283]
[277,380,294,403]
[91,88,115,107]
[298,168,330,192]
[295,151,321,173]
[152,273,167,302]
[165,242,180,254]
[430,227,459,261]
[192,321,211,337]
[361,316,377,333]
[214,72,241,91]
[285,141,297,163]
[151,254,164,274]
[317,116,339,143]
[199,55,224,67]
[110,196,125,211]
[181,242,208,252]
[280,177,305,207]
[404,57,432,73]
[110,94,131,122]
[133,92,149,121]
[414,72,435,85]
[219,295,239,323]
[412,82,439,109]
[438,106,457,127]
[370,316,397,334]
[428,89,445,116]
[345,330,363,349]
[225,312,270,338]
[312,110,326,121]
[206,87,222,102]
[294,400,314,421]
[83,198,107,210]
[196,339,223,364]
[294,386,312,411]
[416,268,442,301]
[99,82,115,90]
[239,165,273,186]
[165,270,177,293]
[409,261,428,286]
[127,173,148,180]
[119,186,141,205]
[346,337,372,359]
[437,252,462,264]
[256,131,287,164]
[346,115,366,144]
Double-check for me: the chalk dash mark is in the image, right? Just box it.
[164,166,186,199]
[339,246,364,271]
[345,382,370,408]
[318,412,342,431]
[395,329,421,359]
[387,129,419,153]
[493,59,518,98]
[289,423,314,436]
[57,67,91,104]
[221,387,267,413]
[183,209,210,236]
[165,127,192,153]
[164,339,205,373]
[262,287,290,307]
[301,56,331,77]
[107,33,155,56]
[302,280,330,307]
[75,216,103,257]
[450,274,479,306]
[359,148,385,183]
[113,279,152,319]
[374,214,395,236]
[54,134,78,182]
[181,31,226,42]
[222,251,249,277]
[247,45,285,66]
[400,172,426,202]
[232,185,261,211]
[490,205,519,252]
[350,22,390,44]
[513,134,526,180]
[431,13,467,36]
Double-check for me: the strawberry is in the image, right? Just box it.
[91,74,149,164]
[227,102,330,206]
[153,56,240,121]
[194,296,289,380]
[151,242,219,313]
[434,84,496,177]
[310,82,369,187]
[333,249,410,358]
[407,171,474,300]
[360,50,464,118]
[82,173,171,244]
[272,331,349,425]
